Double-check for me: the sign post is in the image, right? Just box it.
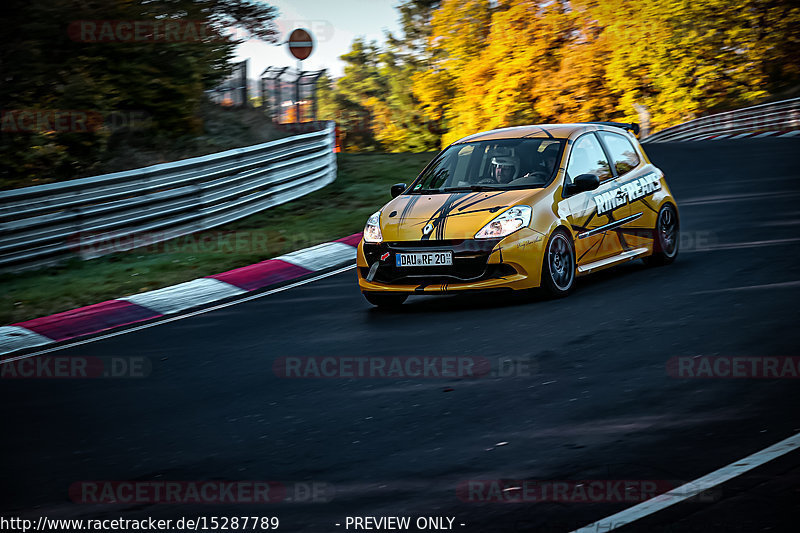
[287,29,314,124]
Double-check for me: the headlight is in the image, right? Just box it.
[475,205,532,239]
[363,211,383,243]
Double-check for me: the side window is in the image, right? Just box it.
[565,133,612,183]
[599,131,641,176]
[420,152,454,189]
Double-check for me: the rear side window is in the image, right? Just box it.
[599,131,640,176]
[566,133,612,183]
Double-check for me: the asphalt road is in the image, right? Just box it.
[2,138,800,532]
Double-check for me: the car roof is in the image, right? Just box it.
[453,123,629,144]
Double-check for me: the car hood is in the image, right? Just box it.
[379,189,538,241]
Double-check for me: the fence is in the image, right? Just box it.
[260,67,325,123]
[643,97,800,143]
[206,60,249,107]
[0,121,337,272]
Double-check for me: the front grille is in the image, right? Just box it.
[363,239,514,284]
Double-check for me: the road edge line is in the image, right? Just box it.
[570,432,800,532]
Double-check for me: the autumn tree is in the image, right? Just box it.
[576,0,800,128]
[311,0,799,152]
[0,0,278,186]
[412,0,493,146]
[318,0,441,152]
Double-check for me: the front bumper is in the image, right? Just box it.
[357,228,546,294]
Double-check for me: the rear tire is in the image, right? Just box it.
[644,203,679,266]
[363,292,408,308]
[541,229,576,298]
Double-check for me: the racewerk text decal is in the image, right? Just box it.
[593,172,661,215]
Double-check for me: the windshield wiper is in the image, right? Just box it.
[409,185,503,194]
[441,185,502,192]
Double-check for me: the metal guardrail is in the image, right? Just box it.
[642,97,800,143]
[0,121,337,272]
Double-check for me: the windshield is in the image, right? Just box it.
[410,138,565,193]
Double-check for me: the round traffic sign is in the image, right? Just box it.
[288,28,313,60]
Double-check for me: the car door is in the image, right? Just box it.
[563,132,630,267]
[596,130,656,251]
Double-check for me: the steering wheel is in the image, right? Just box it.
[519,170,549,182]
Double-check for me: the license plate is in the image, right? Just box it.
[395,251,453,267]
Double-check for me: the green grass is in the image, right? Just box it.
[0,151,435,324]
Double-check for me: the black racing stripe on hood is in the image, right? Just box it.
[418,190,513,240]
[434,193,468,239]
[451,206,508,217]
[456,191,507,211]
[399,195,420,223]
[435,191,504,238]
[419,192,473,241]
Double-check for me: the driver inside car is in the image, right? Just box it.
[508,144,560,185]
[539,143,559,175]
[474,145,559,186]
[479,155,520,184]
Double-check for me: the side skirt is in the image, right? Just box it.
[577,247,649,275]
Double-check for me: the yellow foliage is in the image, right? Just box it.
[328,0,799,151]
[412,0,796,147]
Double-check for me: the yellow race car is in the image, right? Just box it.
[357,122,678,307]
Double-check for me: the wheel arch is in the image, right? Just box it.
[540,225,577,297]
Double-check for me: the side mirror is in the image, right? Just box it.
[565,174,600,195]
[390,183,407,198]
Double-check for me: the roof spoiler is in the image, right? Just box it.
[582,121,640,135]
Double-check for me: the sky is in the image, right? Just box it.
[233,0,402,79]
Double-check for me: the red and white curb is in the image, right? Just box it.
[0,233,362,357]
[120,278,247,316]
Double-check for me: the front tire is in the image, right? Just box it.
[541,229,576,298]
[363,292,408,308]
[644,203,679,266]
